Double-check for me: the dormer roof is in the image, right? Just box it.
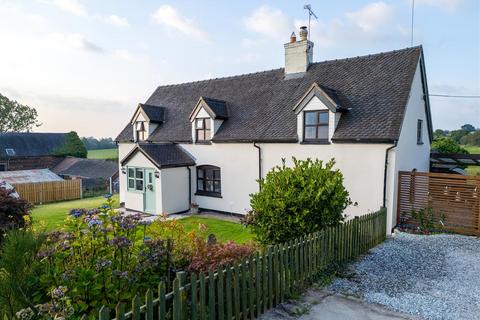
[189,97,228,122]
[293,82,351,114]
[130,103,165,124]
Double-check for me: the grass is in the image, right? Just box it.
[462,145,480,176]
[31,196,254,243]
[176,216,254,244]
[31,194,119,231]
[87,148,118,160]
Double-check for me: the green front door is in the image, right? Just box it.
[144,169,156,214]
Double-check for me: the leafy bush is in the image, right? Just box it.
[0,187,32,239]
[245,158,352,245]
[460,130,480,147]
[188,239,256,273]
[431,137,469,154]
[52,131,87,158]
[0,229,46,318]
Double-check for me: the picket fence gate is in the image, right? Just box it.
[92,209,387,320]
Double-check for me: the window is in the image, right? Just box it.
[196,165,221,197]
[5,148,15,156]
[303,110,329,142]
[417,119,423,144]
[135,121,147,141]
[127,167,144,191]
[195,118,211,142]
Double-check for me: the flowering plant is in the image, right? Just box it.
[33,195,172,317]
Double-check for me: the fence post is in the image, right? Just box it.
[177,272,187,320]
[99,306,110,320]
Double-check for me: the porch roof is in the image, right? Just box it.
[121,143,195,169]
[430,152,480,166]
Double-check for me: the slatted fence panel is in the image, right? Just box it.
[95,209,387,320]
[12,179,82,204]
[397,171,480,236]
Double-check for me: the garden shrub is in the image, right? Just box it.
[0,228,46,318]
[188,239,256,273]
[0,187,32,240]
[245,158,352,245]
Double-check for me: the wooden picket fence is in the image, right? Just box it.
[92,209,387,320]
[12,180,82,204]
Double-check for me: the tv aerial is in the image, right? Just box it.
[303,4,318,41]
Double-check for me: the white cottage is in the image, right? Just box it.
[116,27,432,233]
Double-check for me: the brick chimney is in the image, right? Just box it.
[284,26,314,76]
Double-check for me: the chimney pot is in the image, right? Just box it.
[290,32,297,43]
[299,26,308,41]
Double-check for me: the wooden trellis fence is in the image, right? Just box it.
[92,209,387,320]
[397,171,480,236]
[12,180,82,204]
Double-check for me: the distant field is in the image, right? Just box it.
[464,145,480,154]
[462,145,480,176]
[87,148,118,160]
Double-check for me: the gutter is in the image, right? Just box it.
[253,142,262,188]
[383,140,397,208]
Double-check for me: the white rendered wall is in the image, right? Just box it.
[160,167,190,214]
[182,142,388,218]
[118,143,136,204]
[181,143,259,213]
[385,62,431,231]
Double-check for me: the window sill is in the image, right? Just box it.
[417,142,424,145]
[301,140,331,145]
[195,141,212,145]
[127,189,145,194]
[195,191,222,198]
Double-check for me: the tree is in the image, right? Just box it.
[461,124,476,133]
[449,129,468,143]
[460,130,480,146]
[0,93,40,132]
[245,158,352,245]
[53,131,88,158]
[433,129,447,139]
[431,137,469,154]
[81,136,116,150]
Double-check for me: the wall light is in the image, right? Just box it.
[121,167,126,174]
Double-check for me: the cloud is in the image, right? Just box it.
[104,14,129,27]
[151,5,209,42]
[113,49,134,61]
[346,2,393,32]
[40,0,87,17]
[414,0,463,12]
[48,33,104,54]
[244,6,293,40]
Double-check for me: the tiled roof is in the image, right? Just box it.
[202,97,228,119]
[140,104,165,123]
[116,46,424,143]
[0,132,66,157]
[120,143,195,169]
[53,157,118,179]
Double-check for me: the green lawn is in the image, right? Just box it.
[31,196,254,243]
[177,216,254,244]
[462,145,480,176]
[87,148,118,160]
[31,195,119,231]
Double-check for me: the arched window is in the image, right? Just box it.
[196,165,221,197]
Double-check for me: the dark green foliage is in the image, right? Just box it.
[448,129,468,143]
[0,93,41,132]
[245,158,352,245]
[433,129,447,139]
[0,188,32,239]
[460,130,480,147]
[461,124,475,133]
[431,137,469,154]
[81,136,116,150]
[52,131,87,158]
[0,229,46,318]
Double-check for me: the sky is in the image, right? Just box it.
[0,0,478,138]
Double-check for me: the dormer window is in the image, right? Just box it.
[135,121,147,141]
[304,110,329,142]
[195,118,211,141]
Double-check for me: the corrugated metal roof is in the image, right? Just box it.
[0,169,64,184]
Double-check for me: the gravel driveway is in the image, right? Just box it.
[328,232,480,320]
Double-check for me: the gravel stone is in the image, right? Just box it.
[328,232,480,320]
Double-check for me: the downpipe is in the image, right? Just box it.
[383,140,397,232]
[253,142,262,189]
